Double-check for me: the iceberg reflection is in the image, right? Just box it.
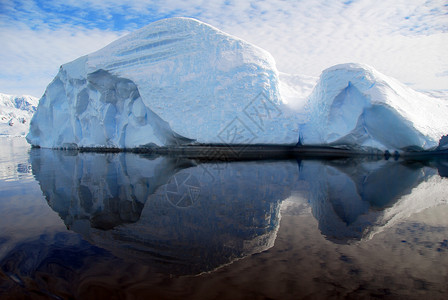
[298,158,445,243]
[29,149,447,274]
[31,149,296,274]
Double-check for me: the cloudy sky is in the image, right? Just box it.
[0,0,447,97]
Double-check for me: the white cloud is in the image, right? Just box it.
[0,0,447,97]
[0,22,124,96]
[207,0,448,90]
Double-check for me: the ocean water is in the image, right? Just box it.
[0,137,447,299]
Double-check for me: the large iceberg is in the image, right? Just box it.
[27,17,297,149]
[26,18,448,151]
[301,63,448,150]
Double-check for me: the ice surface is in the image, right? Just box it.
[0,93,38,137]
[27,17,297,149]
[301,63,448,150]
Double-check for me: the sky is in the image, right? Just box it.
[0,0,447,97]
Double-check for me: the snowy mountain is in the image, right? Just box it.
[0,93,38,137]
[27,17,297,149]
[26,18,448,151]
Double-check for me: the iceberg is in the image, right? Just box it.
[301,63,448,151]
[26,17,448,152]
[27,17,297,149]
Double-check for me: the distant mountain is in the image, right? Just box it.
[0,93,39,137]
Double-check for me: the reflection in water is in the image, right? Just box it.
[31,149,194,231]
[300,159,440,242]
[1,139,447,298]
[30,149,297,274]
[28,149,448,274]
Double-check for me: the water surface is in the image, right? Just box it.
[1,137,447,299]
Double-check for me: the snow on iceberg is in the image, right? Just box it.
[0,93,38,137]
[27,17,297,149]
[301,63,448,150]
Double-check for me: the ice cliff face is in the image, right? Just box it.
[301,63,448,150]
[0,93,38,137]
[27,17,296,149]
[28,69,192,148]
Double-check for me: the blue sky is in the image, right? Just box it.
[1,0,447,97]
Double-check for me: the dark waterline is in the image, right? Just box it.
[1,137,448,299]
[32,142,448,161]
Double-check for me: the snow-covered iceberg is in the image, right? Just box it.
[26,17,448,151]
[301,63,448,151]
[27,17,297,149]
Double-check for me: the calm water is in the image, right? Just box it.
[0,137,447,299]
